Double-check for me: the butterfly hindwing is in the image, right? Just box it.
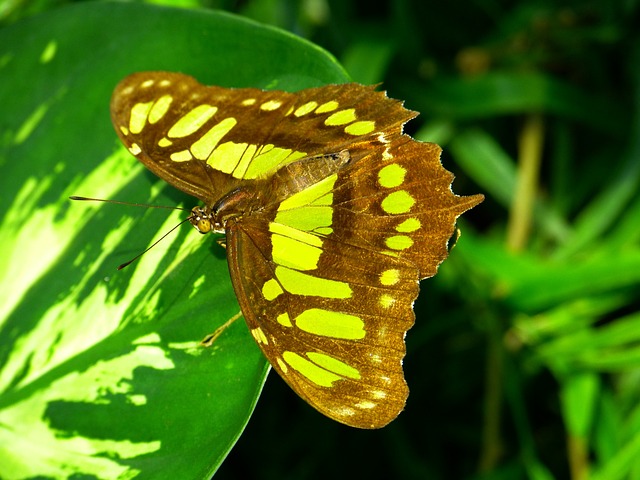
[332,136,482,276]
[225,191,418,428]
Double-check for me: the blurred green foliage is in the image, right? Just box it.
[2,0,640,479]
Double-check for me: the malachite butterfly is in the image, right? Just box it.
[109,72,483,429]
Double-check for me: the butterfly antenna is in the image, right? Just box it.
[69,196,192,212]
[117,217,192,270]
[70,195,194,269]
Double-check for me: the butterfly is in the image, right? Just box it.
[110,71,483,428]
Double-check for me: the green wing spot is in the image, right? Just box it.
[271,232,322,271]
[275,266,352,298]
[167,104,218,138]
[129,101,153,134]
[192,117,237,160]
[380,190,415,214]
[295,308,365,339]
[385,235,414,250]
[251,327,268,345]
[378,164,406,188]
[277,312,293,327]
[148,95,173,124]
[344,120,375,136]
[170,150,193,162]
[379,269,400,286]
[295,101,318,116]
[274,174,336,233]
[324,108,356,126]
[262,278,283,301]
[315,100,339,114]
[274,206,333,232]
[310,192,334,206]
[260,100,283,111]
[282,352,342,387]
[307,352,361,379]
[208,141,248,173]
[395,218,421,233]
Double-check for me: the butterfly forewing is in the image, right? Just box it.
[111,72,413,205]
[110,71,484,428]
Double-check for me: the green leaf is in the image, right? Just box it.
[591,434,640,480]
[340,39,394,85]
[0,2,349,479]
[560,372,600,438]
[458,232,640,313]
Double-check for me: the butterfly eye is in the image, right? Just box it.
[196,218,211,233]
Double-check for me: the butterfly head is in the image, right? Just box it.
[189,206,220,234]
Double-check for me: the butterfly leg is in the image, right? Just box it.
[200,310,243,346]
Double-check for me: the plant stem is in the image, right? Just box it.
[507,113,545,252]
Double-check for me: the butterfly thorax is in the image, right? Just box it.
[188,182,265,235]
